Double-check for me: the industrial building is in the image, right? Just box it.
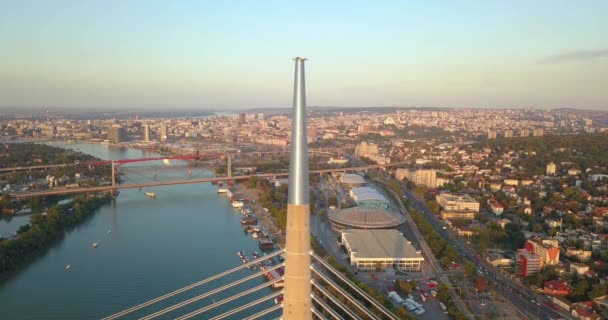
[340,229,424,272]
[329,207,405,232]
[349,187,389,209]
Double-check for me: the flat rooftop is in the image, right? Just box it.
[342,229,424,260]
[438,192,477,202]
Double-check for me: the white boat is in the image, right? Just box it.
[145,192,156,198]
[92,242,98,248]
[65,264,71,270]
[252,232,259,239]
[217,188,229,194]
[231,201,244,208]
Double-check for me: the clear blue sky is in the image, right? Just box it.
[1,1,606,110]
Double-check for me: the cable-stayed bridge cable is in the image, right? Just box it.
[312,268,380,320]
[241,304,283,320]
[103,250,284,320]
[209,291,282,320]
[139,264,284,320]
[312,252,399,320]
[173,278,284,320]
[311,281,362,320]
[311,293,344,320]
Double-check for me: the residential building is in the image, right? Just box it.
[543,280,571,296]
[525,238,560,266]
[355,141,379,157]
[516,249,542,277]
[436,193,480,213]
[570,263,590,275]
[547,161,556,175]
[533,128,544,136]
[487,130,497,140]
[441,211,476,220]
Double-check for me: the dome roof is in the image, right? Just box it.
[340,174,365,184]
[329,207,405,229]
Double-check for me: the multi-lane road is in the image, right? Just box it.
[403,188,571,320]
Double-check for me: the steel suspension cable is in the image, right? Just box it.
[311,281,362,320]
[139,264,284,320]
[312,268,380,320]
[210,291,282,320]
[312,306,329,320]
[311,293,344,320]
[103,250,284,320]
[241,304,283,320]
[172,278,283,320]
[312,252,399,320]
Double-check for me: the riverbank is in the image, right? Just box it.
[233,182,286,248]
[0,193,112,277]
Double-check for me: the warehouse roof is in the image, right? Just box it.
[342,229,424,260]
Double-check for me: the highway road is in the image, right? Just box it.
[403,188,571,320]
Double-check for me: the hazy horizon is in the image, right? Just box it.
[1,1,607,111]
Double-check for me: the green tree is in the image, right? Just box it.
[463,261,476,278]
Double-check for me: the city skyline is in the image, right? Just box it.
[1,1,607,110]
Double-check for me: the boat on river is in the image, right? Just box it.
[91,242,98,248]
[217,188,229,194]
[259,238,274,251]
[241,215,257,225]
[145,192,156,198]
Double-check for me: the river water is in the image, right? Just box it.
[0,142,278,320]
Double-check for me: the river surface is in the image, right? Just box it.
[0,142,278,320]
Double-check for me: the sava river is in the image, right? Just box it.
[0,142,278,320]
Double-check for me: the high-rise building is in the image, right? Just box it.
[308,127,318,143]
[546,162,556,175]
[504,130,513,138]
[107,125,126,144]
[487,130,497,140]
[160,125,168,142]
[257,113,264,121]
[396,169,438,188]
[520,129,530,137]
[142,125,150,142]
[238,113,246,125]
[533,128,544,137]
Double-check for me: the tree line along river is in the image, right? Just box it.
[0,142,277,320]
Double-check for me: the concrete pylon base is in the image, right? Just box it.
[282,203,312,320]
